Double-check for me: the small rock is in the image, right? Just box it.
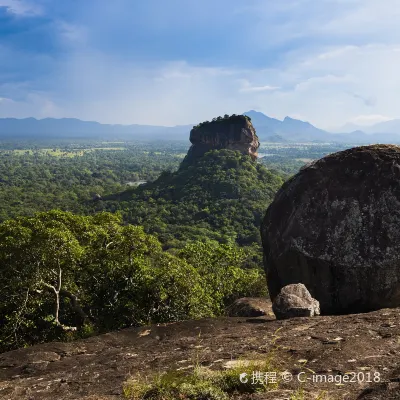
[226,297,271,317]
[333,337,344,341]
[272,283,320,320]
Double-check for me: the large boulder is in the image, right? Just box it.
[183,115,259,164]
[261,145,400,315]
[272,283,320,320]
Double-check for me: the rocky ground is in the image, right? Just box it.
[1,301,400,400]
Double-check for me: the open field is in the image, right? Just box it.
[6,147,127,157]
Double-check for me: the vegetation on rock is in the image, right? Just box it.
[192,114,251,131]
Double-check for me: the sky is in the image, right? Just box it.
[0,0,400,129]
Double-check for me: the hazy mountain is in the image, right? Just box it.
[0,112,332,143]
[362,119,400,134]
[245,111,400,144]
[242,110,282,132]
[244,110,331,142]
[337,119,400,135]
[263,134,288,143]
[2,113,400,144]
[0,118,192,140]
[335,122,365,133]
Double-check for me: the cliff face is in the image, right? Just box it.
[183,115,260,164]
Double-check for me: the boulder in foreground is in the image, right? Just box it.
[261,144,400,314]
[272,283,320,320]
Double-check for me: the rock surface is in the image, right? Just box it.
[261,144,400,315]
[1,304,400,399]
[183,115,259,164]
[272,283,320,320]
[226,297,273,317]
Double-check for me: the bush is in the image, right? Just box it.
[123,358,278,399]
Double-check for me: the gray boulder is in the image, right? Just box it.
[272,283,320,320]
[261,145,400,315]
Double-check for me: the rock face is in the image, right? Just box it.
[261,145,400,315]
[272,284,320,320]
[1,307,400,399]
[183,115,259,164]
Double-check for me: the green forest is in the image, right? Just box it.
[0,211,266,353]
[0,139,342,353]
[0,143,184,221]
[93,149,285,249]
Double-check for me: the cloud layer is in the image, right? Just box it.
[0,0,399,128]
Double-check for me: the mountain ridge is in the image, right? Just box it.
[2,112,400,143]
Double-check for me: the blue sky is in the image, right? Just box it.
[0,0,400,129]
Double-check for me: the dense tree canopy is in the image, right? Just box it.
[0,144,184,221]
[0,139,349,354]
[94,150,285,249]
[0,211,266,353]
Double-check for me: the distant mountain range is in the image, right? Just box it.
[1,112,400,144]
[243,111,400,144]
[336,119,400,135]
[0,117,193,141]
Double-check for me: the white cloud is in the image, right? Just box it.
[4,43,400,128]
[0,92,62,119]
[4,42,400,129]
[293,74,352,92]
[320,0,400,41]
[3,0,400,129]
[57,22,88,47]
[239,80,280,93]
[242,85,280,93]
[257,43,400,129]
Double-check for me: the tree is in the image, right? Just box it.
[0,209,268,353]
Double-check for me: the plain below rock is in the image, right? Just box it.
[272,284,320,320]
[261,145,400,315]
[226,297,272,317]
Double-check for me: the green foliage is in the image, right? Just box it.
[98,150,284,249]
[0,142,286,354]
[0,211,265,353]
[124,359,278,399]
[0,143,185,222]
[192,114,250,130]
[124,369,229,400]
[179,242,267,314]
